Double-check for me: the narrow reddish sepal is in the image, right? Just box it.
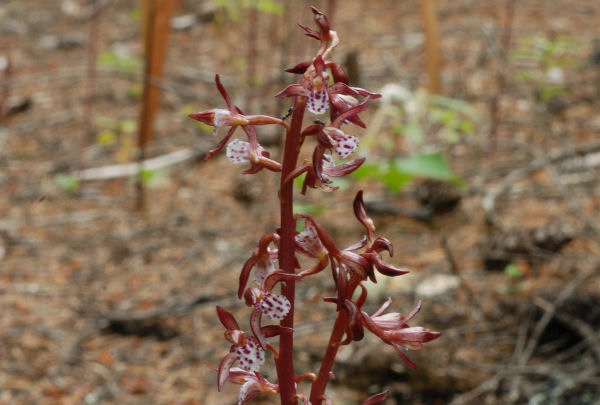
[285,60,312,74]
[325,157,366,177]
[310,6,330,36]
[369,253,410,277]
[275,84,309,98]
[297,23,320,40]
[250,310,267,349]
[361,390,390,405]
[327,62,349,84]
[353,190,376,237]
[372,237,394,256]
[217,351,237,391]
[217,306,240,331]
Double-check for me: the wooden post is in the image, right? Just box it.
[420,0,441,94]
[137,0,175,209]
[139,0,175,149]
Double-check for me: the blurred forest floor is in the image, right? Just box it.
[1,0,600,404]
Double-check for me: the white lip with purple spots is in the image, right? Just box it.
[258,292,291,321]
[234,340,265,372]
[307,89,329,115]
[334,134,359,159]
[226,139,251,163]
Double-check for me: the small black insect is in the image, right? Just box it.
[281,106,293,121]
[313,119,326,126]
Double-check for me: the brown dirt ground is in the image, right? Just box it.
[1,0,600,404]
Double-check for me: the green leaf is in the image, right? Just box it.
[378,169,413,192]
[504,263,524,279]
[127,84,143,100]
[540,85,566,102]
[351,162,414,193]
[293,172,307,190]
[97,51,143,74]
[293,202,326,216]
[458,119,474,135]
[392,152,457,182]
[330,177,350,191]
[242,0,284,15]
[56,175,79,191]
[96,130,118,146]
[402,122,425,143]
[118,119,137,134]
[350,163,381,180]
[140,168,156,183]
[129,8,142,21]
[444,128,460,144]
[430,94,477,119]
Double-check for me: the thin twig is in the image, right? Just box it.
[439,235,486,317]
[449,373,503,405]
[78,0,101,170]
[519,267,597,367]
[534,297,600,363]
[74,147,202,181]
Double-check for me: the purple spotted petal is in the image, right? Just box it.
[258,292,291,321]
[295,225,326,257]
[334,134,359,159]
[307,89,329,115]
[226,139,251,163]
[234,340,265,372]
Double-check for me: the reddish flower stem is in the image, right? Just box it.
[276,96,306,405]
[309,310,348,404]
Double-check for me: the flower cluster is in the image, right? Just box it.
[191,7,440,405]
[297,192,440,367]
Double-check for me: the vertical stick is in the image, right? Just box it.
[420,0,441,94]
[137,0,175,209]
[488,0,516,158]
[78,0,100,170]
[0,55,11,123]
[245,6,259,111]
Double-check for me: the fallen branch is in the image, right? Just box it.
[75,147,202,181]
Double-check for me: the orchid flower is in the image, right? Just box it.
[227,367,278,405]
[276,8,380,123]
[189,75,285,172]
[282,100,377,195]
[276,55,380,119]
[244,270,300,349]
[238,233,280,298]
[360,299,441,369]
[216,306,266,392]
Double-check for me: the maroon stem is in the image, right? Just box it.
[309,311,348,404]
[276,96,306,405]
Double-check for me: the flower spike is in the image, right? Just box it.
[202,7,439,403]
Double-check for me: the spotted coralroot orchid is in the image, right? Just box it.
[189,74,286,173]
[216,306,266,391]
[192,7,440,405]
[361,299,441,370]
[227,368,278,405]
